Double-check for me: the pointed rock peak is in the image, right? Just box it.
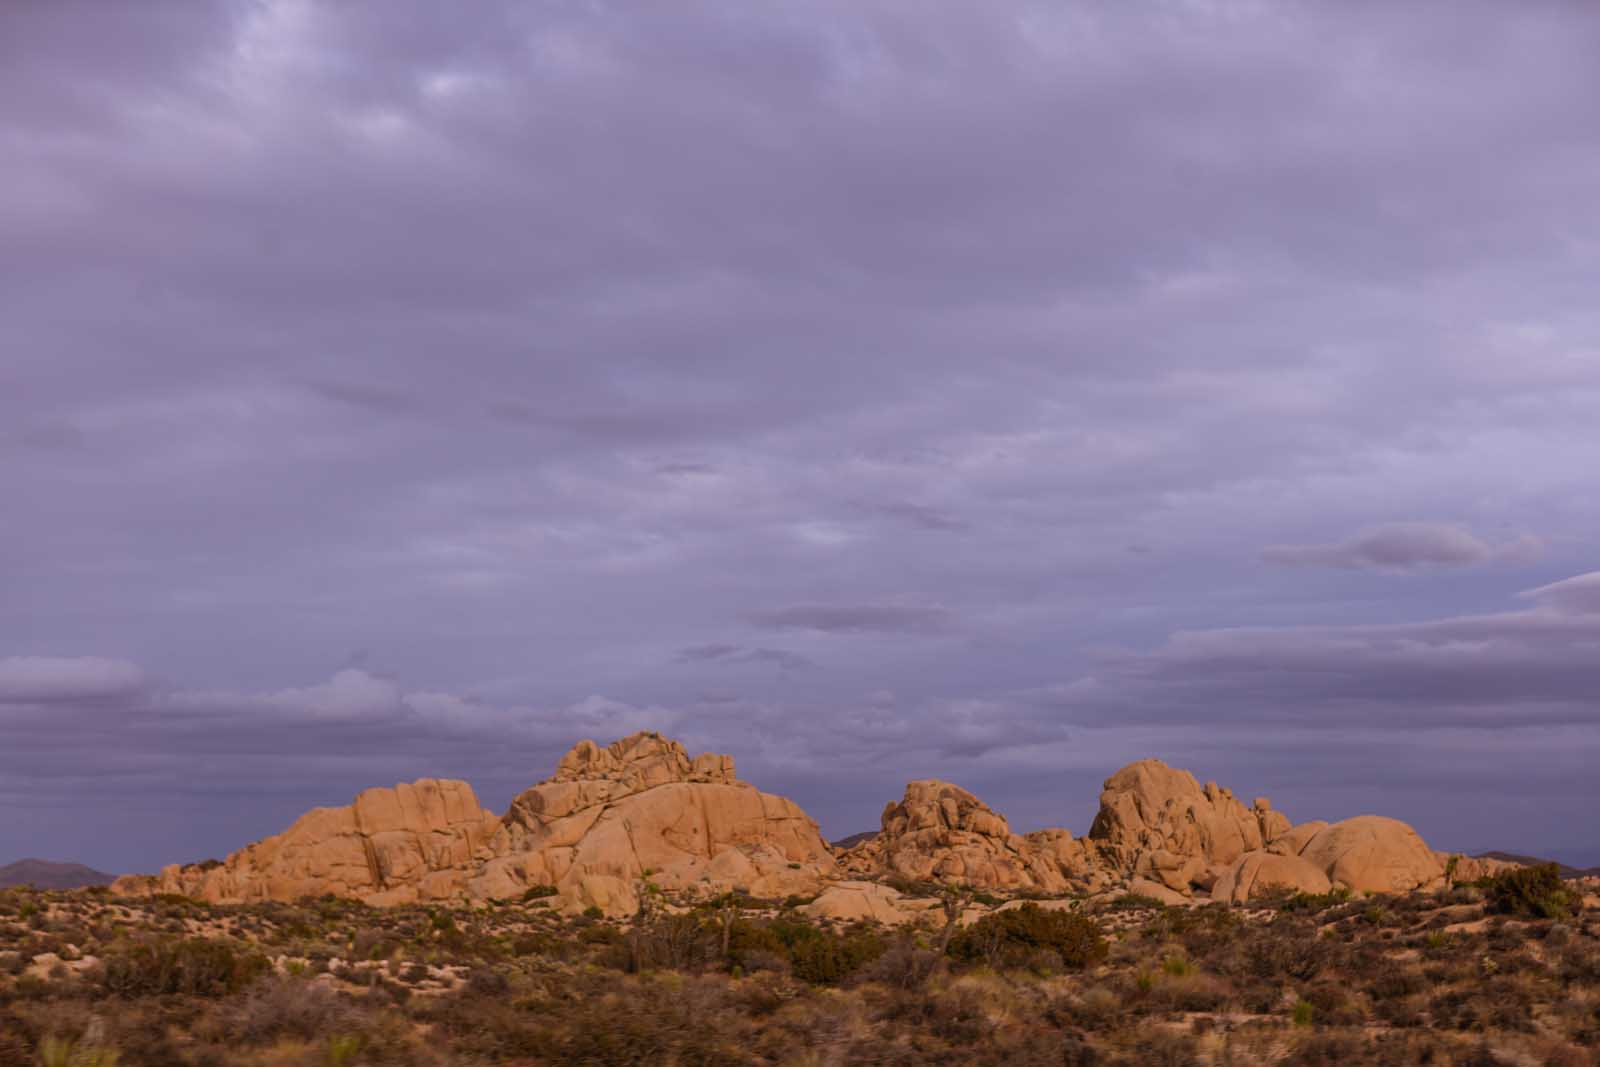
[888,780,1012,838]
[1089,759,1295,895]
[548,731,737,788]
[1098,759,1202,804]
[840,778,1093,893]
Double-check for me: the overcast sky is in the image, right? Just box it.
[5,1,1599,874]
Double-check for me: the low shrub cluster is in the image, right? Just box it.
[98,937,269,998]
[1483,863,1584,920]
[948,903,1108,971]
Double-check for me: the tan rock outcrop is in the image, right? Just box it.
[1293,816,1445,894]
[1266,821,1329,859]
[1125,877,1192,907]
[799,881,937,925]
[470,732,836,913]
[838,780,1090,893]
[1212,851,1333,904]
[1089,760,1293,893]
[109,739,1469,913]
[111,778,499,906]
[1441,853,1520,884]
[115,732,836,916]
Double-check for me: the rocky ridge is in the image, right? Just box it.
[837,779,1113,896]
[115,732,835,916]
[114,732,1514,915]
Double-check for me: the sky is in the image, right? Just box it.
[4,0,1599,875]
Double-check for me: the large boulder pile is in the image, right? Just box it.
[1275,815,1445,894]
[1088,759,1293,894]
[838,780,1093,893]
[1211,851,1332,904]
[115,732,837,916]
[111,779,500,906]
[111,734,1485,914]
[470,732,836,913]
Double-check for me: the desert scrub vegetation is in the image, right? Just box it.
[1483,862,1584,920]
[0,881,1594,1065]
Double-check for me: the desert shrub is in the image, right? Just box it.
[1484,864,1582,920]
[1122,1029,1198,1067]
[856,938,942,989]
[1057,985,1123,1031]
[578,923,624,947]
[520,884,558,902]
[626,912,719,972]
[1430,976,1537,1033]
[725,919,786,969]
[510,930,561,957]
[0,1031,30,1065]
[1555,942,1600,984]
[1285,1032,1365,1066]
[351,927,399,962]
[1299,979,1366,1026]
[1362,956,1428,1004]
[465,966,511,996]
[948,905,1108,971]
[1229,921,1336,982]
[205,976,360,1043]
[1158,973,1233,1014]
[98,937,269,998]
[424,973,747,1065]
[785,924,887,985]
[878,981,1000,1045]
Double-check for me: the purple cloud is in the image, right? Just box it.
[1262,522,1543,571]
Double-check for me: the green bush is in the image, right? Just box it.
[520,884,558,902]
[947,904,1108,970]
[742,919,888,984]
[1484,864,1581,920]
[1278,887,1352,913]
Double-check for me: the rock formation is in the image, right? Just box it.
[1088,759,1293,893]
[1211,851,1333,904]
[115,732,836,916]
[470,732,836,914]
[1445,853,1521,884]
[112,779,500,906]
[1280,815,1445,895]
[837,780,1092,892]
[800,881,932,925]
[110,733,1483,914]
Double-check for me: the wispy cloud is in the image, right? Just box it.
[1262,522,1543,572]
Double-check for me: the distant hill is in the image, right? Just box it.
[831,831,878,850]
[0,859,116,889]
[1474,851,1600,880]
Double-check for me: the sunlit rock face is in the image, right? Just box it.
[837,779,1094,892]
[1088,758,1295,894]
[472,732,837,914]
[1290,816,1446,895]
[115,731,835,916]
[111,737,1473,913]
[111,778,500,906]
